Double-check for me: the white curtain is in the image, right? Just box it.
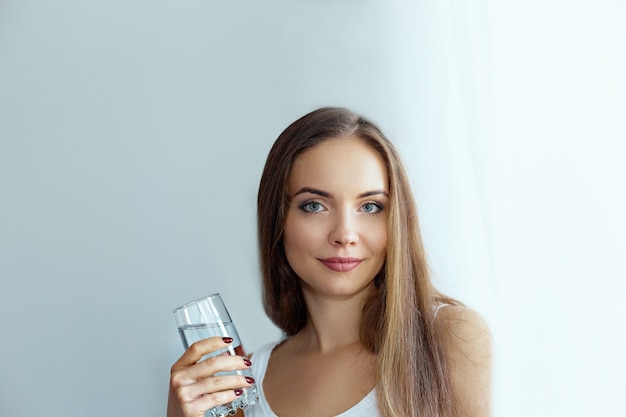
[390,1,626,415]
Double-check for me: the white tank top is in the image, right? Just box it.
[244,304,448,416]
[244,341,379,417]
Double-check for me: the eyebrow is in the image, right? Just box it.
[293,187,389,199]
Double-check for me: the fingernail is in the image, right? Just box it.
[234,389,243,396]
[245,376,255,384]
[243,358,252,367]
[222,337,233,344]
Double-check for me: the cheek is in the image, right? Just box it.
[283,217,309,259]
[376,240,388,256]
[368,222,388,254]
[283,231,300,261]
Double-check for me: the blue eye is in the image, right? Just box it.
[301,201,325,213]
[361,202,382,213]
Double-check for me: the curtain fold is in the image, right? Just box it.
[391,1,626,415]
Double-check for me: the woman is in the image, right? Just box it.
[168,107,491,417]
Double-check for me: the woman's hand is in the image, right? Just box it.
[167,337,254,417]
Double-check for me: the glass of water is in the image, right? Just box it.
[173,293,259,417]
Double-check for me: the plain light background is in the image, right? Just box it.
[1,1,624,416]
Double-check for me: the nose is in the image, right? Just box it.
[329,210,359,246]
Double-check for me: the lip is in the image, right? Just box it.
[319,257,362,272]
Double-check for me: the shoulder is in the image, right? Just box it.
[435,305,492,416]
[436,305,491,346]
[435,305,491,372]
[249,339,284,356]
[248,339,287,364]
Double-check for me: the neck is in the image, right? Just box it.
[296,288,371,353]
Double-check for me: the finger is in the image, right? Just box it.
[171,352,252,389]
[187,355,252,382]
[180,373,255,403]
[172,336,233,369]
[182,386,245,417]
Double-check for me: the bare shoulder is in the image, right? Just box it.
[436,305,491,348]
[436,305,492,416]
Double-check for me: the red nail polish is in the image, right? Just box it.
[234,389,243,396]
[245,377,255,384]
[243,358,252,367]
[222,337,233,344]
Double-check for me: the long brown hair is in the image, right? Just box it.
[257,107,460,416]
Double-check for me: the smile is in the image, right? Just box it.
[319,257,363,272]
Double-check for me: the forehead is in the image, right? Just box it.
[287,136,389,192]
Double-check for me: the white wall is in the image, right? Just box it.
[0,1,410,416]
[1,1,624,416]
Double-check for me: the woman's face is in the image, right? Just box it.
[283,136,389,301]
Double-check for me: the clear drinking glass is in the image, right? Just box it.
[173,293,259,417]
